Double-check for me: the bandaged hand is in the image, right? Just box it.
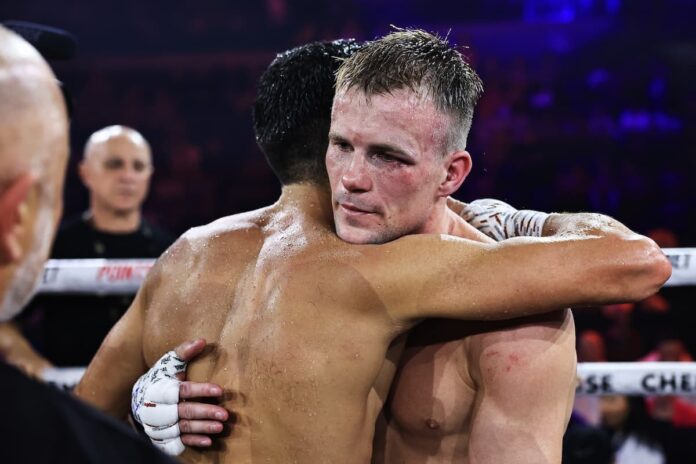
[132,349,186,455]
[459,198,550,241]
[131,339,229,455]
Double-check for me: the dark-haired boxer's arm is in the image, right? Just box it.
[448,198,548,241]
[357,225,670,323]
[467,310,577,464]
[74,273,228,448]
[449,197,638,241]
[75,287,150,418]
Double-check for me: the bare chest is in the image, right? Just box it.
[388,339,476,436]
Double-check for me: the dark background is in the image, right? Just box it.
[3,0,694,240]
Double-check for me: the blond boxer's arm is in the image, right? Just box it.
[359,223,670,323]
[467,310,577,464]
[75,256,228,446]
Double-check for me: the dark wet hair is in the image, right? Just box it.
[253,39,362,185]
[336,29,483,152]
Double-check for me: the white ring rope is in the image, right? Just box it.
[44,362,696,395]
[39,259,155,295]
[663,248,695,286]
[576,362,696,396]
[35,248,696,295]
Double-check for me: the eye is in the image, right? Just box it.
[104,158,124,170]
[374,152,403,164]
[133,161,148,172]
[333,140,352,152]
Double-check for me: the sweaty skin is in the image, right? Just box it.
[374,219,577,464]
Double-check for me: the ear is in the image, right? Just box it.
[0,174,35,264]
[437,150,472,197]
[78,160,90,187]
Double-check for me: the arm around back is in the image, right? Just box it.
[359,227,671,323]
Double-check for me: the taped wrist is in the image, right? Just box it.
[460,199,549,241]
[131,350,187,455]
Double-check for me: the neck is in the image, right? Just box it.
[277,181,333,225]
[88,202,141,233]
[421,197,494,243]
[419,198,460,235]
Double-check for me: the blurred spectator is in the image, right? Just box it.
[578,329,607,363]
[642,335,696,429]
[600,395,667,464]
[0,126,173,375]
[562,424,614,464]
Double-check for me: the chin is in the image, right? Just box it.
[336,223,373,245]
[336,223,397,245]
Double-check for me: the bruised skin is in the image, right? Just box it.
[375,311,576,464]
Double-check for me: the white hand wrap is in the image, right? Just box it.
[460,198,550,241]
[132,351,187,456]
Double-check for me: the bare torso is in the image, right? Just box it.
[141,198,404,464]
[374,311,576,464]
[372,214,577,464]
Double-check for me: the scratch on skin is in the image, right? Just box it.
[505,353,522,372]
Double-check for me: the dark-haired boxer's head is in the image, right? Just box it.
[253,39,362,185]
[0,25,69,321]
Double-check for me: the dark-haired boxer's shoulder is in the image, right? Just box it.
[0,362,176,463]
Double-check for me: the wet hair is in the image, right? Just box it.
[335,29,483,153]
[253,39,362,185]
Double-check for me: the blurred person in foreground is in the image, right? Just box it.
[0,125,172,377]
[0,24,176,463]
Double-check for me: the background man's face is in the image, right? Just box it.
[81,135,152,214]
[326,88,451,244]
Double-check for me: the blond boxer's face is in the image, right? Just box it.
[326,88,464,244]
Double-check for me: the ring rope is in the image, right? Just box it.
[39,258,155,295]
[35,248,696,295]
[43,362,696,395]
[577,362,696,396]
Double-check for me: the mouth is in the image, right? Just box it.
[339,202,374,216]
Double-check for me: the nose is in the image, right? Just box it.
[341,153,372,193]
[118,165,140,183]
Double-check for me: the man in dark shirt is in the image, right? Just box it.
[1,125,172,371]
